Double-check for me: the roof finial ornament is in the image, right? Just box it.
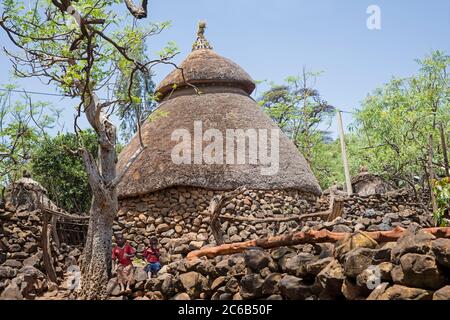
[192,20,213,51]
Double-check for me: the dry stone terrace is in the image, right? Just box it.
[115,186,434,265]
[116,187,317,262]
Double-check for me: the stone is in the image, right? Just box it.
[229,235,242,242]
[282,253,316,276]
[23,253,41,268]
[373,242,396,263]
[8,244,21,252]
[341,278,369,300]
[10,252,28,260]
[335,232,378,259]
[433,286,450,300]
[377,285,432,300]
[366,282,390,300]
[23,242,37,254]
[172,292,191,300]
[106,278,121,296]
[314,243,334,258]
[305,257,333,276]
[2,259,22,269]
[390,229,435,263]
[0,266,17,278]
[262,273,282,296]
[239,274,264,299]
[135,202,148,212]
[266,294,283,300]
[271,247,294,260]
[188,241,204,251]
[332,225,353,233]
[391,254,446,290]
[210,276,226,292]
[227,226,238,237]
[343,248,377,278]
[431,238,450,268]
[367,223,391,232]
[179,271,208,299]
[68,248,82,257]
[316,259,345,297]
[225,277,240,294]
[278,275,314,300]
[244,248,271,272]
[156,223,170,234]
[0,281,23,300]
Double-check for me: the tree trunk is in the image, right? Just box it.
[78,91,119,300]
[80,197,116,299]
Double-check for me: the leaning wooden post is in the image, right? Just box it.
[439,123,449,177]
[337,110,353,196]
[209,195,225,245]
[428,134,438,216]
[42,212,58,283]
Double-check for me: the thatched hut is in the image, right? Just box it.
[115,23,321,255]
[351,167,393,197]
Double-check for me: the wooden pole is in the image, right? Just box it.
[337,110,353,195]
[41,213,58,283]
[439,123,449,177]
[428,134,438,215]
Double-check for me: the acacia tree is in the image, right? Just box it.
[0,86,57,188]
[258,68,335,165]
[0,0,177,299]
[258,68,336,188]
[350,51,449,204]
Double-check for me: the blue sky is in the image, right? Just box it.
[1,0,449,137]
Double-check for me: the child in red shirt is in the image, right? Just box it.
[143,237,161,279]
[112,233,135,293]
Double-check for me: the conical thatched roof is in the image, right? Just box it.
[117,23,321,199]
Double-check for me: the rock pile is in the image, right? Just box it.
[108,225,450,300]
[0,203,82,300]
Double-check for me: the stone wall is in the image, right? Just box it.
[0,204,82,299]
[117,187,433,265]
[116,187,317,263]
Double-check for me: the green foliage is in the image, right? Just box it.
[258,70,336,188]
[433,177,450,226]
[0,86,58,187]
[350,51,450,187]
[31,131,98,213]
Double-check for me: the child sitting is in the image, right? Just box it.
[112,233,136,293]
[143,237,161,279]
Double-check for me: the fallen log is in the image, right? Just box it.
[186,226,450,261]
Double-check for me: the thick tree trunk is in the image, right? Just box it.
[78,91,119,300]
[80,197,116,300]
